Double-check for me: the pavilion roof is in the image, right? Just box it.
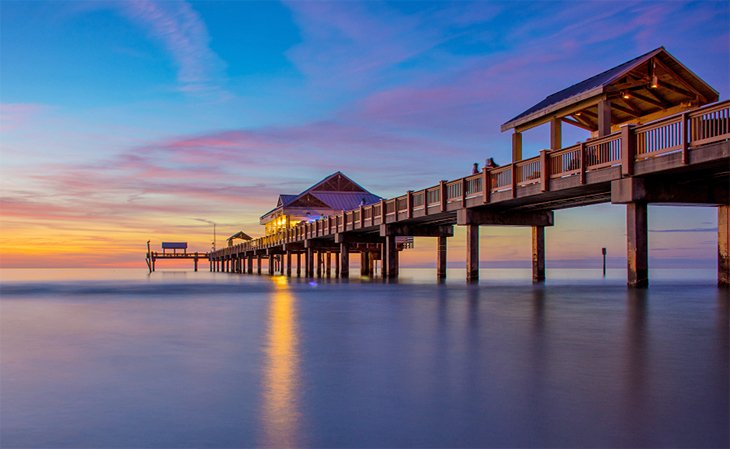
[500,47,719,133]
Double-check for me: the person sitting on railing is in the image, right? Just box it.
[472,163,480,174]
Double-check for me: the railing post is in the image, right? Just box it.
[440,181,447,212]
[461,179,467,208]
[406,191,413,219]
[360,205,365,229]
[681,111,689,165]
[483,169,491,204]
[621,124,635,177]
[579,142,586,184]
[379,199,385,224]
[511,163,517,198]
[424,190,430,216]
[539,149,549,192]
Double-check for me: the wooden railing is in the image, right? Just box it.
[211,100,729,258]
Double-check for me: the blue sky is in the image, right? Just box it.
[1,0,728,267]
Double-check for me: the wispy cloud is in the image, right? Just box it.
[117,0,227,97]
[650,227,717,233]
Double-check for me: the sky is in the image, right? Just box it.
[1,0,728,269]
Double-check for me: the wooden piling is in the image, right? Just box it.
[532,226,545,282]
[466,224,479,282]
[627,202,648,288]
[437,235,447,279]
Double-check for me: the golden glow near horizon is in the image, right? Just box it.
[260,276,300,447]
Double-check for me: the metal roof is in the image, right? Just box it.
[310,192,381,210]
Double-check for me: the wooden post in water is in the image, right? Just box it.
[627,202,648,288]
[306,247,314,278]
[385,235,398,279]
[257,254,262,275]
[437,235,447,279]
[326,252,332,278]
[466,225,479,283]
[316,251,323,278]
[335,251,340,278]
[361,251,370,276]
[268,255,274,275]
[602,247,607,277]
[296,252,302,277]
[286,252,292,277]
[532,226,545,283]
[340,243,349,279]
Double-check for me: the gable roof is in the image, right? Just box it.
[501,47,719,132]
[260,171,382,222]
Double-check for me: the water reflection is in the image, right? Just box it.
[260,276,301,447]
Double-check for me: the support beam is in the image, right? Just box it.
[316,251,323,278]
[720,205,729,288]
[296,252,302,277]
[597,99,612,137]
[627,202,648,288]
[247,255,253,274]
[257,255,262,275]
[268,255,274,276]
[532,226,545,283]
[466,225,479,283]
[326,252,332,278]
[194,257,198,272]
[550,117,562,150]
[335,251,340,278]
[457,209,554,227]
[512,131,523,162]
[286,252,292,277]
[385,235,398,279]
[437,235,447,279]
[379,223,454,238]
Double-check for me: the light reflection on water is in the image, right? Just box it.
[260,276,300,448]
[0,268,727,448]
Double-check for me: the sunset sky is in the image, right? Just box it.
[1,0,728,269]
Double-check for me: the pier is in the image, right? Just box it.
[199,49,729,287]
[146,242,209,272]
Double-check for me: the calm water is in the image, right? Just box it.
[1,268,728,448]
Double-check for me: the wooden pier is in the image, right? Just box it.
[146,248,209,272]
[183,49,729,287]
[208,100,729,287]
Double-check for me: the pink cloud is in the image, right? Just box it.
[0,103,48,132]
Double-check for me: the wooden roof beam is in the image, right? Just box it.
[658,81,696,99]
[630,91,666,109]
[653,57,709,103]
[609,101,641,117]
[615,97,643,116]
[641,88,672,108]
[561,116,594,131]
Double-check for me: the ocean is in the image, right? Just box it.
[1,268,728,448]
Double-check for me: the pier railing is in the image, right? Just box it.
[215,100,729,258]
